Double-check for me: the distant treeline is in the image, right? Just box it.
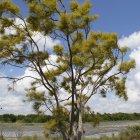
[0,114,52,123]
[83,113,140,122]
[0,113,140,123]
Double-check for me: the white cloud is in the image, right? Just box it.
[32,33,60,51]
[15,67,39,94]
[122,32,140,104]
[89,95,140,113]
[129,48,140,67]
[118,31,140,49]
[5,18,25,35]
[91,31,140,113]
[0,77,34,114]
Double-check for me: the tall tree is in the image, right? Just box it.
[0,0,135,139]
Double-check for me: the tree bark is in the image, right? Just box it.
[78,109,83,140]
[69,125,77,140]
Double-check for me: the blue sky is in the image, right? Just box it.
[1,0,140,114]
[12,0,140,36]
[92,0,140,36]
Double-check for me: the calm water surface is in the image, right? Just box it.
[0,121,140,139]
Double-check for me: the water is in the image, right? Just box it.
[0,125,44,138]
[0,121,140,139]
[84,121,140,138]
[84,131,119,138]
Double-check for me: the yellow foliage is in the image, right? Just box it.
[28,2,45,17]
[53,45,64,56]
[115,78,128,100]
[0,0,20,14]
[119,60,135,73]
[120,46,129,52]
[42,0,57,11]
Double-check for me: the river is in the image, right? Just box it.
[0,121,140,139]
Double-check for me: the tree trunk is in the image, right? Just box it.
[78,110,83,140]
[68,99,84,140]
[77,106,83,140]
[69,124,77,140]
[67,116,83,140]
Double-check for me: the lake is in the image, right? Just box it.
[0,121,140,139]
[83,121,140,138]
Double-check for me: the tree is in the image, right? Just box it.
[0,0,135,140]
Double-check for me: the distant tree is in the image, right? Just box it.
[2,114,16,123]
[2,114,10,122]
[0,0,135,139]
[9,114,17,122]
[17,115,25,122]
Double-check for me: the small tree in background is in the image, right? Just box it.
[0,0,135,139]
